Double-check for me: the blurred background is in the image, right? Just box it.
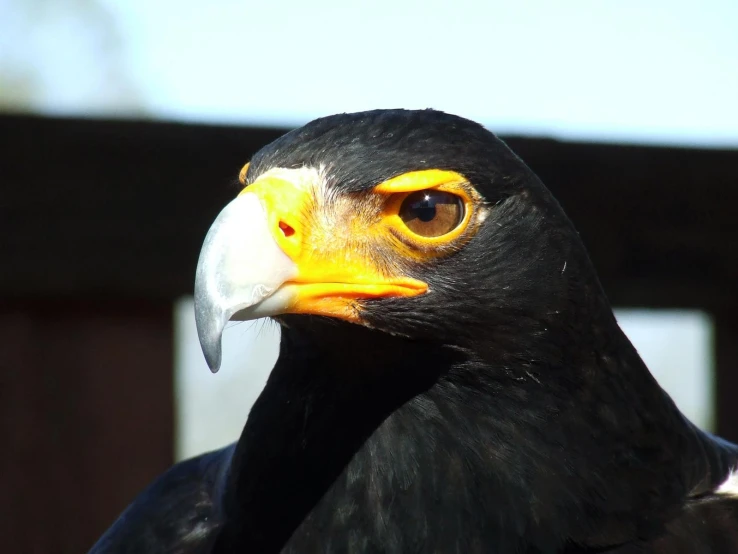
[1,0,736,552]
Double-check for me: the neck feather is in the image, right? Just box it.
[214,316,735,553]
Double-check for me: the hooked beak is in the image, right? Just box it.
[194,172,427,372]
[194,192,296,372]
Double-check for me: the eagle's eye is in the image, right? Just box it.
[399,190,465,238]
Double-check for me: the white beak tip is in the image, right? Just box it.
[193,299,225,373]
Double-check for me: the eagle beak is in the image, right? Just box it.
[194,172,428,373]
[194,192,297,372]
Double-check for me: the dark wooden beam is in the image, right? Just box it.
[514,137,738,311]
[1,114,283,301]
[1,113,737,309]
[715,311,738,443]
[0,299,174,553]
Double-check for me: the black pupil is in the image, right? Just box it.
[410,196,438,222]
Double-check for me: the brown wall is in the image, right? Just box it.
[0,300,173,553]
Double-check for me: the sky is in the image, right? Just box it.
[2,0,737,146]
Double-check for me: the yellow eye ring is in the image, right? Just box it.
[372,170,485,256]
[379,184,481,256]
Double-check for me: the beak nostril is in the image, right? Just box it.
[279,221,295,237]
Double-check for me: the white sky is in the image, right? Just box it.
[4,0,737,147]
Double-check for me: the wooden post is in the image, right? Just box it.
[716,311,738,444]
[0,300,174,554]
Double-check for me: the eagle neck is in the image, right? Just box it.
[212,318,457,552]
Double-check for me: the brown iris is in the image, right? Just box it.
[398,190,465,237]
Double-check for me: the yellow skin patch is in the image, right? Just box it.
[237,164,486,322]
[238,162,250,184]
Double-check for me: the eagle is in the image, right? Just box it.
[90,109,738,553]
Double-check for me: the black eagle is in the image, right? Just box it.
[90,109,738,553]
